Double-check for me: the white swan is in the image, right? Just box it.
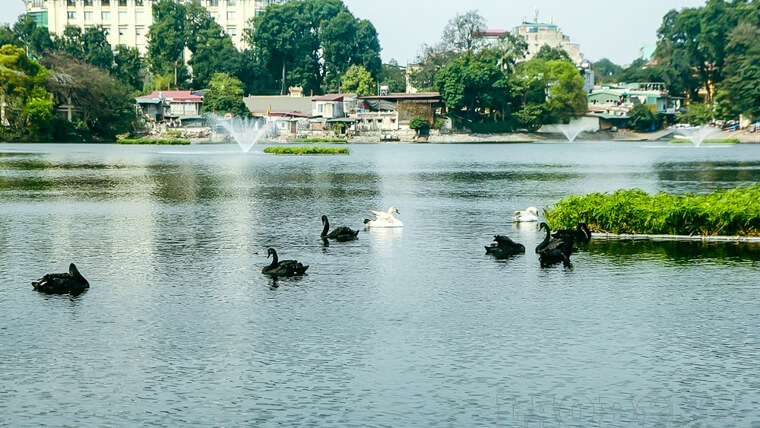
[513,206,539,222]
[365,206,403,228]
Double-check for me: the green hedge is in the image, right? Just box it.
[117,138,191,145]
[668,138,740,144]
[263,146,349,155]
[545,186,760,236]
[292,137,348,143]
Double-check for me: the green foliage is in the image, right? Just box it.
[54,25,114,70]
[717,22,760,120]
[44,54,136,140]
[676,103,714,125]
[118,138,191,145]
[202,73,249,117]
[147,0,188,84]
[629,104,659,132]
[545,186,760,236]
[340,65,375,96]
[250,0,381,95]
[669,138,739,144]
[440,10,486,53]
[10,15,55,59]
[435,49,506,118]
[292,137,347,143]
[535,45,572,62]
[409,116,430,131]
[378,60,406,93]
[263,146,350,155]
[592,58,623,83]
[0,45,54,141]
[113,45,143,91]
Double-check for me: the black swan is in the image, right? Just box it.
[552,222,592,243]
[32,263,89,295]
[536,222,579,254]
[485,235,526,258]
[539,235,575,268]
[321,215,359,241]
[261,248,309,277]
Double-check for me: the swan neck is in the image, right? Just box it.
[270,251,279,267]
[321,218,329,237]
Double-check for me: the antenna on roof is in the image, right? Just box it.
[534,7,539,23]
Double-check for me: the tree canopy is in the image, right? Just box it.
[202,73,249,117]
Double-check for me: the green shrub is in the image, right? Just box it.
[292,137,348,143]
[545,186,760,236]
[117,138,191,145]
[263,146,349,155]
[668,138,740,144]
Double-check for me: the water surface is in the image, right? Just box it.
[1,141,759,426]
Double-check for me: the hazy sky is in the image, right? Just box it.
[1,0,707,65]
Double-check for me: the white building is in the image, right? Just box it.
[513,20,582,65]
[24,0,290,54]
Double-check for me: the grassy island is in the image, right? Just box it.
[292,137,348,143]
[668,138,740,144]
[545,186,760,236]
[263,146,349,155]
[117,138,191,145]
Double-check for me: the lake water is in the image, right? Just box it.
[1,141,759,427]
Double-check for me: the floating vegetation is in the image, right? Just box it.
[668,138,740,144]
[117,138,191,145]
[263,146,350,155]
[545,186,760,236]
[292,137,348,143]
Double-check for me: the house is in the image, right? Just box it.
[311,94,358,119]
[135,90,204,126]
[587,83,683,128]
[243,94,312,119]
[358,92,444,130]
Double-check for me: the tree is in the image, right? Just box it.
[409,45,457,92]
[535,45,572,62]
[378,60,406,93]
[250,0,381,95]
[435,48,507,120]
[55,25,114,69]
[592,58,623,83]
[717,22,760,120]
[0,45,54,141]
[113,45,143,91]
[11,15,55,59]
[202,73,249,117]
[147,0,187,85]
[440,10,487,53]
[340,64,375,96]
[44,54,136,139]
[629,104,658,131]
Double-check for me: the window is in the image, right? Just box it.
[31,0,45,7]
[67,0,75,6]
[226,27,236,36]
[118,26,127,36]
[210,12,219,19]
[135,12,145,22]
[67,11,76,20]
[102,11,110,20]
[103,27,110,36]
[119,0,127,6]
[227,0,236,5]
[102,0,110,5]
[84,0,93,6]
[136,0,144,5]
[84,11,93,20]
[119,11,127,21]
[135,27,143,37]
[226,11,235,20]
[208,0,219,6]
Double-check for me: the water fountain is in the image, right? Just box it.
[555,119,597,142]
[673,125,721,147]
[213,115,271,152]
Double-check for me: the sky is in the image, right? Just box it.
[1,0,707,65]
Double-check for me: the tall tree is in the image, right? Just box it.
[202,73,249,117]
[113,45,143,91]
[147,0,187,85]
[340,64,375,96]
[55,26,114,70]
[378,60,406,93]
[718,22,760,119]
[0,45,54,140]
[440,10,487,53]
[11,15,55,59]
[592,58,623,83]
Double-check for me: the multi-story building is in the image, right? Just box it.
[513,19,582,65]
[24,0,290,54]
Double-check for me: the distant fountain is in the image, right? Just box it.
[555,119,596,142]
[674,125,720,147]
[214,115,271,152]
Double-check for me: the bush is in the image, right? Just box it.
[409,116,430,131]
[545,186,760,236]
[263,146,349,155]
[292,137,348,143]
[117,138,191,145]
[629,104,658,132]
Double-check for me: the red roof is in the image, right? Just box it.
[138,91,203,102]
[312,93,357,102]
[477,29,509,37]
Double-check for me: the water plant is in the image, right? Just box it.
[292,137,348,143]
[545,186,760,236]
[117,138,191,145]
[668,138,740,144]
[263,146,349,155]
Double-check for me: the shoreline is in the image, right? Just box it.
[592,232,760,243]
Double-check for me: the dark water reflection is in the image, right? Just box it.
[1,142,760,426]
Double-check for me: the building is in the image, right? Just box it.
[311,94,357,119]
[587,82,683,129]
[136,90,203,126]
[513,18,582,65]
[24,0,291,54]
